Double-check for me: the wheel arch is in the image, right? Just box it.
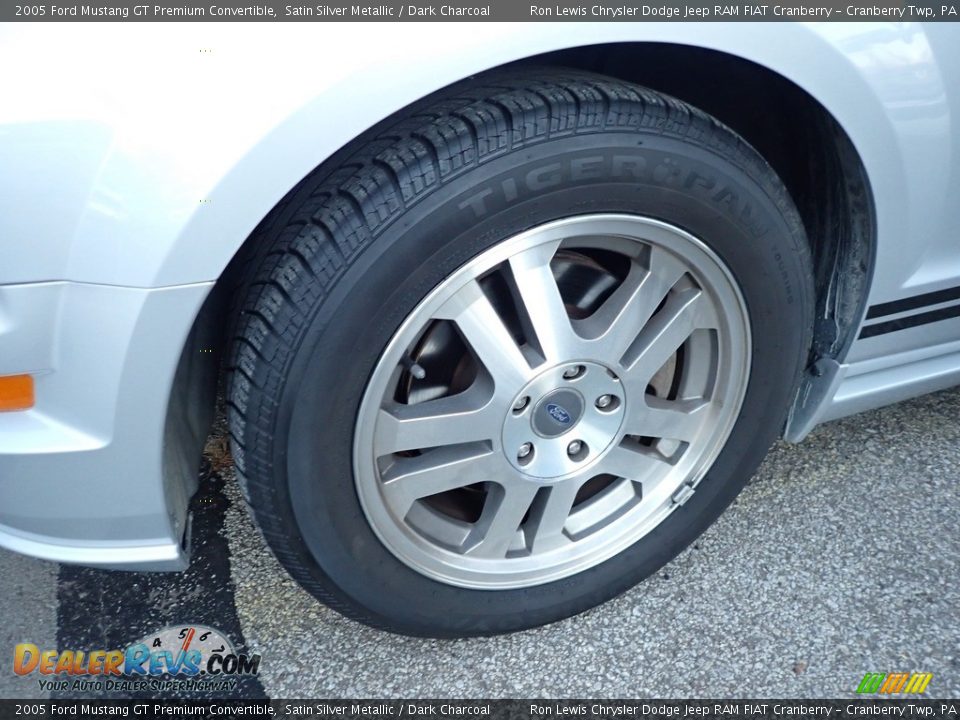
[165,40,879,534]
[209,41,876,366]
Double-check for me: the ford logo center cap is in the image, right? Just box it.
[547,404,572,424]
[533,389,584,437]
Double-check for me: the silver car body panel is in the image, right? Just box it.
[0,22,958,568]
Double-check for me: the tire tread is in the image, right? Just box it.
[225,68,813,635]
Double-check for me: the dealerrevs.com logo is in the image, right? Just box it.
[13,624,261,693]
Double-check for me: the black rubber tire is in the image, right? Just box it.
[226,69,814,637]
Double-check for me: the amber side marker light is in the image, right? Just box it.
[0,374,34,412]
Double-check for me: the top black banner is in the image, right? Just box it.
[3,0,959,21]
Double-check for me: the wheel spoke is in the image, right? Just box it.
[624,397,712,443]
[375,384,499,455]
[525,480,582,553]
[597,443,669,482]
[437,280,533,392]
[381,444,500,516]
[621,287,714,387]
[576,247,687,361]
[507,240,580,363]
[464,482,538,558]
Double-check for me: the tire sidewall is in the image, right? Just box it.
[275,132,810,635]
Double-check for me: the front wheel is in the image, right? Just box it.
[226,70,814,636]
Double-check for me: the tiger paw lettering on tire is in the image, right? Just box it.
[226,70,814,637]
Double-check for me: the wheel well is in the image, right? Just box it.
[522,43,875,364]
[188,43,875,456]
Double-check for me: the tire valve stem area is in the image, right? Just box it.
[401,356,427,380]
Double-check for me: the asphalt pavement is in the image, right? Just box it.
[2,387,958,699]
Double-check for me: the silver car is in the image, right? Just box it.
[1,22,958,636]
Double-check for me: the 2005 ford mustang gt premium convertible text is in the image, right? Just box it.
[1,23,959,636]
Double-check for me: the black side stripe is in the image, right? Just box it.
[860,302,960,339]
[866,285,960,320]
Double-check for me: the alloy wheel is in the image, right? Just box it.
[353,214,751,589]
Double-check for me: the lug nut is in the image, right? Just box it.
[513,396,529,412]
[596,394,613,409]
[567,440,583,457]
[517,442,533,459]
[563,365,584,380]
